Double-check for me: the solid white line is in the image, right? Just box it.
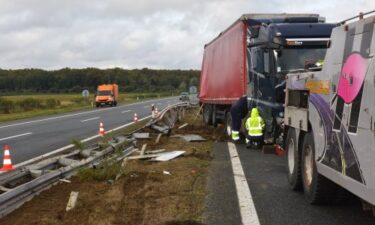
[227,142,260,225]
[0,97,175,130]
[0,132,32,142]
[14,116,152,168]
[121,110,131,114]
[81,117,100,123]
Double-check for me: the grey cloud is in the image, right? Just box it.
[0,0,374,69]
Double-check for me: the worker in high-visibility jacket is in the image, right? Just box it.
[245,107,265,149]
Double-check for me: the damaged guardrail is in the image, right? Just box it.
[0,102,191,219]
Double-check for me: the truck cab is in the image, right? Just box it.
[246,14,335,143]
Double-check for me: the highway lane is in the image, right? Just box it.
[204,143,375,225]
[0,97,179,164]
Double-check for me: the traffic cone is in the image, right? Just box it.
[134,113,138,123]
[1,145,13,171]
[98,122,105,137]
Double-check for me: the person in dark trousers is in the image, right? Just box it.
[245,107,265,149]
[230,95,248,142]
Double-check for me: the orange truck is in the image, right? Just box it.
[95,84,118,107]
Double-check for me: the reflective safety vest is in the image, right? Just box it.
[231,130,240,141]
[245,108,265,137]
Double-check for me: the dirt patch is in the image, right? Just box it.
[0,108,223,225]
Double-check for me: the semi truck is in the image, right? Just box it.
[199,14,335,143]
[284,11,375,207]
[95,84,118,107]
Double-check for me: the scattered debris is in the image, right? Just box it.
[154,133,162,144]
[145,149,166,154]
[178,123,188,129]
[150,124,170,134]
[163,170,171,175]
[152,151,185,162]
[0,186,11,192]
[127,154,160,160]
[59,179,71,183]
[180,134,206,142]
[107,179,114,185]
[66,191,79,212]
[132,133,150,139]
[140,144,147,156]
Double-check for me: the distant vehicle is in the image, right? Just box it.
[95,84,118,107]
[179,92,189,101]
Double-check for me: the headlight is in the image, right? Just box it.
[278,112,284,118]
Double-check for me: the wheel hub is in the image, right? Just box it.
[303,145,314,187]
[287,139,295,175]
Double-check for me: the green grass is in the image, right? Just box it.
[0,92,172,122]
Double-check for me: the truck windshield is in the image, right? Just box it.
[275,48,326,72]
[97,90,112,96]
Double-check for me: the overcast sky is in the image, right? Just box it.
[0,0,374,70]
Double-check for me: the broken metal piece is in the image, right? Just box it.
[127,154,160,160]
[150,124,170,134]
[152,151,185,161]
[145,149,166,154]
[132,133,150,139]
[66,191,79,211]
[154,133,162,144]
[30,169,43,178]
[140,144,147,156]
[180,134,206,142]
[178,123,188,129]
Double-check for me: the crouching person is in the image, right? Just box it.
[245,107,265,149]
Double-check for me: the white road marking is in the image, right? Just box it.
[227,142,260,225]
[14,116,152,168]
[0,97,176,130]
[81,117,100,123]
[121,110,132,114]
[0,132,32,142]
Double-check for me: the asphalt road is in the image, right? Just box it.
[0,97,179,164]
[204,142,375,225]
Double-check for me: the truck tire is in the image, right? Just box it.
[224,112,232,137]
[96,103,100,108]
[114,101,117,107]
[203,104,213,125]
[302,131,338,204]
[212,105,218,127]
[286,128,302,191]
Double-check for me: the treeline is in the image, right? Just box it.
[0,68,200,94]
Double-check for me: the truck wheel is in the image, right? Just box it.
[286,128,302,191]
[96,103,100,108]
[302,131,338,204]
[224,112,232,137]
[212,105,218,127]
[114,101,117,106]
[203,104,213,125]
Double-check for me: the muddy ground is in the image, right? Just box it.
[0,108,226,225]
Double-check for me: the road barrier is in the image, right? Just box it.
[0,102,190,218]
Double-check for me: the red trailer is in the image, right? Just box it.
[199,20,248,105]
[199,19,248,129]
